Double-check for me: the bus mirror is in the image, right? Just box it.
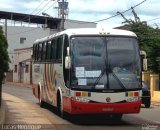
[67,47,70,56]
[65,56,71,69]
[143,58,147,71]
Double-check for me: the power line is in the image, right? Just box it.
[30,0,46,14]
[40,0,58,15]
[17,0,47,22]
[34,0,54,15]
[8,0,58,36]
[93,0,147,23]
[147,17,160,22]
[16,0,56,23]
[148,22,160,27]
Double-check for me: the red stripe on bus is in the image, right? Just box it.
[63,96,141,114]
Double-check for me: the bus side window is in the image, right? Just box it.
[38,43,42,61]
[32,44,35,60]
[57,36,63,60]
[46,41,51,60]
[42,42,47,61]
[35,44,38,61]
[51,39,57,60]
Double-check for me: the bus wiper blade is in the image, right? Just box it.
[109,66,126,90]
[92,68,106,89]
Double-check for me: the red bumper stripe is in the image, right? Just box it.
[63,96,141,114]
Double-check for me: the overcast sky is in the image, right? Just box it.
[0,0,160,28]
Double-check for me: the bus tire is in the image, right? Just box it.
[38,85,41,103]
[40,100,45,108]
[38,85,45,108]
[57,92,64,118]
[145,101,151,108]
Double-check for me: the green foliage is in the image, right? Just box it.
[119,9,160,73]
[0,26,9,83]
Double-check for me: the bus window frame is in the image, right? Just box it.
[33,35,65,63]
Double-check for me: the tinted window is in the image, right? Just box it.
[42,42,47,60]
[51,39,57,59]
[46,41,52,60]
[38,43,42,61]
[57,36,63,60]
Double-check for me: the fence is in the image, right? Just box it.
[142,72,160,101]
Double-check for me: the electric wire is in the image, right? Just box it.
[93,0,147,23]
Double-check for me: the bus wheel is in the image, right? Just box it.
[40,100,45,108]
[38,86,45,108]
[38,86,41,103]
[57,93,64,118]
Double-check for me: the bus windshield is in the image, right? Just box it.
[71,36,141,91]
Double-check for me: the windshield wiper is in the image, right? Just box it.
[108,63,126,90]
[92,68,106,89]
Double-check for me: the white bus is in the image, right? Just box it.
[32,28,142,120]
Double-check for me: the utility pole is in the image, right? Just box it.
[61,0,65,31]
[57,0,68,31]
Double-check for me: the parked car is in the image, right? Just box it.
[142,81,151,108]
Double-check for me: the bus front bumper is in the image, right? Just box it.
[68,99,141,114]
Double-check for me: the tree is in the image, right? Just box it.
[0,26,9,107]
[118,8,160,73]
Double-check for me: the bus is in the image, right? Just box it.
[32,28,142,120]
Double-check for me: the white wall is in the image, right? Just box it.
[2,26,56,70]
[65,19,97,29]
[6,26,51,51]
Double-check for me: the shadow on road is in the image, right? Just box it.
[66,114,130,126]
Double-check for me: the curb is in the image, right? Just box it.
[0,99,5,124]
[151,101,160,107]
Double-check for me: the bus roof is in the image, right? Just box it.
[34,28,137,43]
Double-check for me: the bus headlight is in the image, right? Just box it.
[72,97,90,103]
[126,97,139,102]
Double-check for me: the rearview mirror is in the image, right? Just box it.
[143,58,147,71]
[65,56,71,69]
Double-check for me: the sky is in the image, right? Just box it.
[0,0,160,28]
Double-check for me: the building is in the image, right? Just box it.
[13,47,32,84]
[0,11,96,84]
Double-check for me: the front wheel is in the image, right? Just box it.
[145,101,151,108]
[40,100,46,108]
[57,94,64,118]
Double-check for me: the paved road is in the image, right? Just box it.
[2,83,160,130]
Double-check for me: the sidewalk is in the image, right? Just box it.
[0,99,6,124]
[3,92,53,124]
[0,82,31,124]
[5,82,32,88]
[152,97,160,107]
